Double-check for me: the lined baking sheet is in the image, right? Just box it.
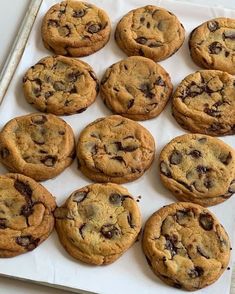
[0,0,234,293]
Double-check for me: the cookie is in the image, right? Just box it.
[100,56,173,120]
[23,55,99,116]
[77,115,155,183]
[115,6,185,62]
[0,113,75,181]
[41,1,111,57]
[159,134,235,206]
[172,70,235,136]
[0,173,56,257]
[55,183,141,265]
[142,202,231,290]
[189,18,235,75]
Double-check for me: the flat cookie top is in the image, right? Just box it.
[55,183,141,265]
[159,134,235,205]
[100,56,173,120]
[77,115,155,181]
[0,173,56,257]
[42,0,111,55]
[172,70,235,136]
[115,5,185,61]
[189,18,235,74]
[143,202,231,290]
[0,113,75,181]
[23,56,99,115]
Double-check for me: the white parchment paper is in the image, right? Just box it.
[0,0,234,293]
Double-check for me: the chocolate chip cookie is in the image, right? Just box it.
[172,70,235,136]
[41,1,111,57]
[0,113,75,181]
[55,183,141,265]
[189,18,235,74]
[115,6,185,62]
[159,134,235,206]
[77,115,155,183]
[0,173,56,257]
[142,202,231,290]
[23,56,99,115]
[100,56,173,120]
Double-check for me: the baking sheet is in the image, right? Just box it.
[0,0,234,293]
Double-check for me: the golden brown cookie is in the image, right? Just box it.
[55,183,141,265]
[77,115,155,183]
[159,134,235,206]
[115,5,185,62]
[41,1,111,57]
[23,56,99,115]
[0,173,56,257]
[143,202,231,290]
[0,113,75,181]
[100,56,173,120]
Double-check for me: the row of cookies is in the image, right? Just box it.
[0,173,231,291]
[41,1,235,74]
[0,113,234,206]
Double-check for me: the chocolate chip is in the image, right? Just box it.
[160,161,172,177]
[58,25,71,37]
[228,180,235,193]
[136,37,147,44]
[48,19,59,27]
[79,223,86,239]
[199,213,214,230]
[170,150,182,165]
[148,42,162,48]
[127,213,135,228]
[114,141,138,152]
[176,209,193,223]
[54,81,65,91]
[219,152,232,165]
[225,51,230,57]
[196,165,210,174]
[127,99,135,109]
[147,22,150,28]
[140,17,145,23]
[0,147,9,159]
[100,224,120,239]
[41,155,57,167]
[44,91,53,99]
[209,42,222,54]
[16,235,39,250]
[109,193,123,205]
[140,83,154,99]
[223,31,235,40]
[204,107,221,117]
[31,115,47,125]
[14,180,32,198]
[73,9,85,18]
[67,71,81,82]
[139,48,145,56]
[73,191,88,203]
[21,203,33,217]
[204,178,213,189]
[187,82,203,97]
[111,156,125,164]
[209,122,223,132]
[207,21,219,32]
[189,150,202,158]
[165,235,178,258]
[155,76,165,86]
[197,246,210,259]
[188,266,204,278]
[0,218,7,229]
[87,23,101,34]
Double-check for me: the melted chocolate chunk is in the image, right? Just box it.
[160,161,172,177]
[100,224,120,239]
[219,152,232,165]
[111,156,125,164]
[73,9,85,18]
[209,42,222,54]
[199,213,214,231]
[197,246,210,259]
[176,209,194,223]
[44,91,54,99]
[109,193,123,205]
[204,178,213,189]
[79,223,86,239]
[188,266,204,278]
[196,165,210,174]
[127,213,135,228]
[73,191,88,203]
[165,235,178,258]
[87,23,101,34]
[223,31,235,40]
[140,83,154,99]
[155,76,165,86]
[54,81,65,91]
[208,122,223,132]
[207,21,219,32]
[41,155,57,167]
[136,37,147,44]
[127,99,135,109]
[0,148,9,159]
[228,180,235,193]
[31,115,47,125]
[21,203,34,218]
[16,235,40,250]
[189,150,202,158]
[170,150,182,165]
[114,141,138,152]
[67,71,81,82]
[186,82,204,98]
[48,19,59,27]
[0,218,7,229]
[14,180,32,198]
[204,107,221,117]
[58,25,71,37]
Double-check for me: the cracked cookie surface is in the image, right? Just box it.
[189,18,235,74]
[142,202,231,290]
[159,134,235,206]
[55,183,141,265]
[0,113,75,181]
[77,115,155,183]
[23,56,99,115]
[0,173,56,257]
[172,70,235,136]
[115,5,185,62]
[100,56,173,120]
[41,0,111,57]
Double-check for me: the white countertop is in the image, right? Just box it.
[0,0,234,293]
